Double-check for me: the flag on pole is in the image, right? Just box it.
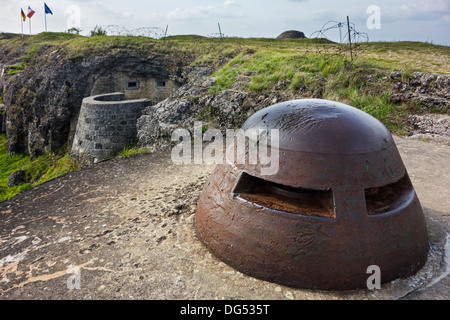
[27,6,35,18]
[44,3,53,32]
[44,3,53,15]
[27,6,34,36]
[21,8,26,39]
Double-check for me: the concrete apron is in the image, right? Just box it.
[0,136,448,299]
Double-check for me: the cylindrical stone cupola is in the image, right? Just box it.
[71,92,150,163]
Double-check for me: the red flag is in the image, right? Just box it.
[27,6,35,18]
[21,9,26,21]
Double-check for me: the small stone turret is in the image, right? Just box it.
[71,92,150,163]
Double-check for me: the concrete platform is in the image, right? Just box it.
[0,136,448,300]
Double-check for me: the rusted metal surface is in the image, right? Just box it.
[195,99,429,290]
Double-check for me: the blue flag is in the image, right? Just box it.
[44,3,53,15]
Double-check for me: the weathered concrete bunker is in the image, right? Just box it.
[91,73,178,105]
[71,92,150,163]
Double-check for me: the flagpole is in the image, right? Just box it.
[29,18,31,36]
[21,15,23,39]
[45,11,47,32]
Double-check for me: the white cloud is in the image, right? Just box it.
[419,0,448,12]
[224,0,240,7]
[167,1,241,20]
[393,0,450,21]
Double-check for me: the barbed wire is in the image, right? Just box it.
[309,19,369,61]
[207,32,225,39]
[98,25,167,39]
[96,24,228,40]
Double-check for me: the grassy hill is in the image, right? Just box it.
[2,32,448,72]
[0,32,449,201]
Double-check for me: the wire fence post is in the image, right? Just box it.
[163,25,168,43]
[218,23,223,42]
[347,16,353,61]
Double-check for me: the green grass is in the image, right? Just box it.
[211,53,413,133]
[203,39,448,134]
[320,62,410,133]
[4,62,27,75]
[358,41,450,73]
[1,32,448,71]
[0,134,81,202]
[0,134,31,201]
[210,50,326,93]
[117,141,151,158]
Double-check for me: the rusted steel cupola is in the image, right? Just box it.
[195,99,429,290]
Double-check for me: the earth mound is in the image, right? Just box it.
[276,30,306,39]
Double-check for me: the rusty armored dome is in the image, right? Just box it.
[195,99,429,290]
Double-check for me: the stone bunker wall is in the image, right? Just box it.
[72,92,150,163]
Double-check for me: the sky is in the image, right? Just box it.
[1,0,449,45]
